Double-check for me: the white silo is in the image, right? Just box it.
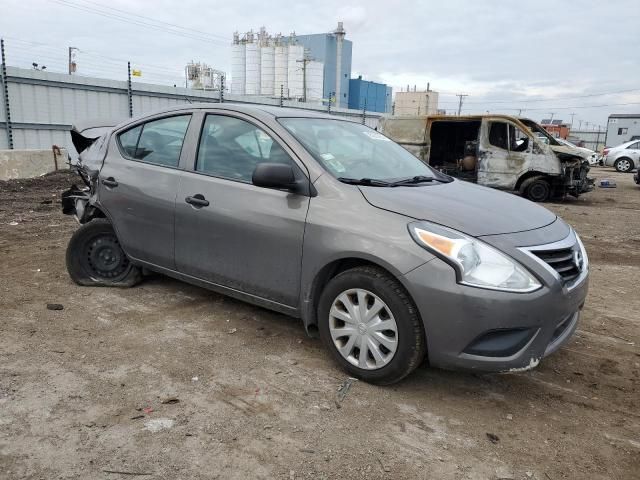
[260,43,275,96]
[245,33,261,95]
[305,60,324,103]
[274,41,289,97]
[287,43,305,100]
[230,32,246,95]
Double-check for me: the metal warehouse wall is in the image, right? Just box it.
[0,66,380,155]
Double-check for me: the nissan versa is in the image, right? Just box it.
[62,104,589,384]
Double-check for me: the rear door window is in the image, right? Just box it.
[118,115,191,167]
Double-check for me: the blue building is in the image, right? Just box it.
[348,77,392,113]
[294,26,352,108]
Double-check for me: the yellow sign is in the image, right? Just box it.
[132,69,142,77]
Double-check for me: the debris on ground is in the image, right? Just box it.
[599,179,617,188]
[335,377,358,407]
[161,397,179,405]
[103,469,153,476]
[486,433,500,444]
[227,328,237,334]
[143,418,174,432]
[46,303,64,310]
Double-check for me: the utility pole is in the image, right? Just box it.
[68,47,78,75]
[1,38,14,149]
[279,84,284,107]
[219,75,224,103]
[578,119,583,130]
[569,112,575,128]
[456,94,468,116]
[362,98,367,125]
[548,112,555,124]
[127,61,133,118]
[296,58,310,103]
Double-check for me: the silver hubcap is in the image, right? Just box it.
[328,289,398,370]
[618,159,631,171]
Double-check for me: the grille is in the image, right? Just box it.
[533,244,583,283]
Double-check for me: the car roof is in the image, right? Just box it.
[146,102,335,120]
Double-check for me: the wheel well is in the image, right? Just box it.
[80,204,107,223]
[515,171,549,192]
[305,258,405,335]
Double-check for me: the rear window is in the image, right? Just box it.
[117,115,191,167]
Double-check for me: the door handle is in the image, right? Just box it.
[102,177,118,188]
[185,194,210,207]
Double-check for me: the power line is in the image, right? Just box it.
[75,0,229,41]
[50,0,228,45]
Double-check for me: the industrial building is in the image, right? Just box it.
[231,29,324,103]
[605,113,640,147]
[393,89,439,116]
[348,76,392,113]
[230,23,352,107]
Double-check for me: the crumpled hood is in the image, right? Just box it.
[550,144,589,160]
[359,179,557,237]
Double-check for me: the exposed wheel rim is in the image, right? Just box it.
[616,159,631,172]
[528,182,549,201]
[84,234,129,280]
[328,288,398,370]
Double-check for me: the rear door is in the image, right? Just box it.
[98,113,193,269]
[174,112,310,307]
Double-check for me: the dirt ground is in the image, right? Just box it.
[0,167,638,480]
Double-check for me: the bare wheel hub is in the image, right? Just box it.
[328,288,398,370]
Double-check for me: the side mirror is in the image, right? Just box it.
[252,163,296,189]
[252,163,317,197]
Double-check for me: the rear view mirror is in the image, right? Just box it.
[252,163,317,197]
[252,163,296,189]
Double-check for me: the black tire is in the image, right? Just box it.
[317,266,426,385]
[522,177,551,202]
[66,218,141,287]
[614,157,634,173]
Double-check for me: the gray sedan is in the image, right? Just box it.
[62,104,589,384]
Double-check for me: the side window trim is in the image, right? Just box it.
[116,113,193,169]
[190,112,309,185]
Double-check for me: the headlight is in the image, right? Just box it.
[409,222,541,293]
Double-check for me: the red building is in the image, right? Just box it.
[540,119,570,139]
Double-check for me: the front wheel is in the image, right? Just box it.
[522,177,551,202]
[614,157,634,173]
[318,266,426,385]
[66,218,141,287]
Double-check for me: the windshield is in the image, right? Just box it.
[520,118,561,146]
[279,118,438,182]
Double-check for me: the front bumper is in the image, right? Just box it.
[403,227,589,372]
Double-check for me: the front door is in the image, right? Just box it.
[175,112,310,307]
[478,120,533,189]
[98,114,192,268]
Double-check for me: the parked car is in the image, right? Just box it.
[603,140,640,172]
[62,104,589,384]
[554,137,600,166]
[379,115,593,202]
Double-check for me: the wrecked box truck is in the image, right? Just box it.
[378,115,594,202]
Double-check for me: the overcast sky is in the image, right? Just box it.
[1,0,639,127]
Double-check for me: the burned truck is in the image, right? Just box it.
[378,114,594,202]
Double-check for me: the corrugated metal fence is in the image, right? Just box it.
[0,66,381,156]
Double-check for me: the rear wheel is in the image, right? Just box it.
[318,266,426,385]
[522,177,551,202]
[614,157,633,173]
[66,218,141,287]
